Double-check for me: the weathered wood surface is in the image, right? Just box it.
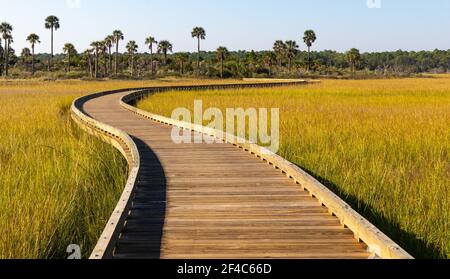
[73,82,412,259]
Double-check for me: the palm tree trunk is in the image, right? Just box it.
[221,58,224,79]
[131,54,134,76]
[67,54,70,72]
[150,48,153,75]
[49,27,53,71]
[31,45,35,75]
[307,46,311,72]
[115,39,119,75]
[4,40,9,76]
[95,51,98,78]
[88,53,93,77]
[0,46,2,76]
[197,38,200,75]
[103,52,107,76]
[108,47,112,76]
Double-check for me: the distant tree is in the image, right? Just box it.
[145,36,157,75]
[0,40,3,76]
[0,22,13,76]
[303,30,317,71]
[216,46,229,79]
[263,51,277,76]
[191,27,206,75]
[26,33,40,75]
[44,15,60,71]
[63,43,76,72]
[157,40,173,65]
[246,51,259,68]
[104,35,114,75]
[112,30,124,74]
[174,53,189,75]
[285,40,299,72]
[273,40,287,69]
[21,48,31,67]
[100,42,108,76]
[346,48,361,72]
[126,40,138,76]
[90,41,103,78]
[82,49,94,77]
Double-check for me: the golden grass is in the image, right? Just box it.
[0,78,243,259]
[137,75,450,259]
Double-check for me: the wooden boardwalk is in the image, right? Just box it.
[74,83,411,259]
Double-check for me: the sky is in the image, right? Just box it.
[0,0,449,54]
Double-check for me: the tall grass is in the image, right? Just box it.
[0,78,239,259]
[137,75,450,259]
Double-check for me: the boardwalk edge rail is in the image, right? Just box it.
[71,89,142,259]
[71,81,413,260]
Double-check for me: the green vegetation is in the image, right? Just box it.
[137,76,450,259]
[0,85,125,258]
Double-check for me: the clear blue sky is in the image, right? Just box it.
[1,0,449,54]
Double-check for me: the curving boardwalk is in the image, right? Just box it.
[73,82,413,259]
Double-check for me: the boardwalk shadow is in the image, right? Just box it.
[115,137,167,259]
[299,166,443,259]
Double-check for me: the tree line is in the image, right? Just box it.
[1,17,449,79]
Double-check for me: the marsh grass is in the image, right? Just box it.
[137,76,450,258]
[0,78,242,259]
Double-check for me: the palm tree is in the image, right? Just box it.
[145,36,157,75]
[174,53,189,75]
[126,40,138,76]
[0,39,3,76]
[63,43,76,72]
[303,30,317,71]
[26,33,40,75]
[157,40,173,65]
[83,49,94,77]
[216,46,229,79]
[105,35,114,75]
[346,48,361,72]
[191,27,206,75]
[112,30,124,74]
[273,40,287,70]
[285,40,299,72]
[44,16,60,71]
[90,41,103,78]
[263,51,277,76]
[21,48,31,68]
[0,22,13,76]
[100,42,108,76]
